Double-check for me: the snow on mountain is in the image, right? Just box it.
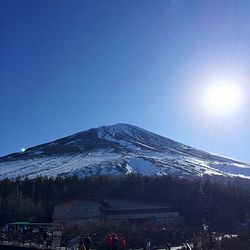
[0,123,250,179]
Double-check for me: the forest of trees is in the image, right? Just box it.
[0,174,250,233]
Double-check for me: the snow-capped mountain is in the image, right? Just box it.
[1,123,250,179]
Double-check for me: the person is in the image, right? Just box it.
[120,236,126,250]
[79,238,86,250]
[112,234,119,250]
[145,239,151,250]
[83,234,93,250]
[105,234,113,250]
[166,243,171,250]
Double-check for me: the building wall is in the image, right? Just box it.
[104,199,172,210]
[53,199,182,227]
[107,212,180,221]
[53,200,102,228]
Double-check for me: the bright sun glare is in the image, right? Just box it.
[202,80,244,115]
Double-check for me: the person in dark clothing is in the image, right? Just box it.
[112,234,119,250]
[145,239,151,250]
[79,238,86,250]
[83,234,93,250]
[166,243,171,250]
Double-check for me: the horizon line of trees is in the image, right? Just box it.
[0,174,250,232]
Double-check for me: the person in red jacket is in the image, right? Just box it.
[120,236,126,250]
[105,234,113,250]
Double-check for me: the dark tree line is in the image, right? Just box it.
[0,174,250,232]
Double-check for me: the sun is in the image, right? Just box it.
[202,80,244,115]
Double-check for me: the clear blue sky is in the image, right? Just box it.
[1,0,250,162]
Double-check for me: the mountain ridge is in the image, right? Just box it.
[0,123,250,179]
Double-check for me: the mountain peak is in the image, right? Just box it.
[97,123,144,138]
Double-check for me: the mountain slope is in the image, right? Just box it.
[0,123,250,179]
